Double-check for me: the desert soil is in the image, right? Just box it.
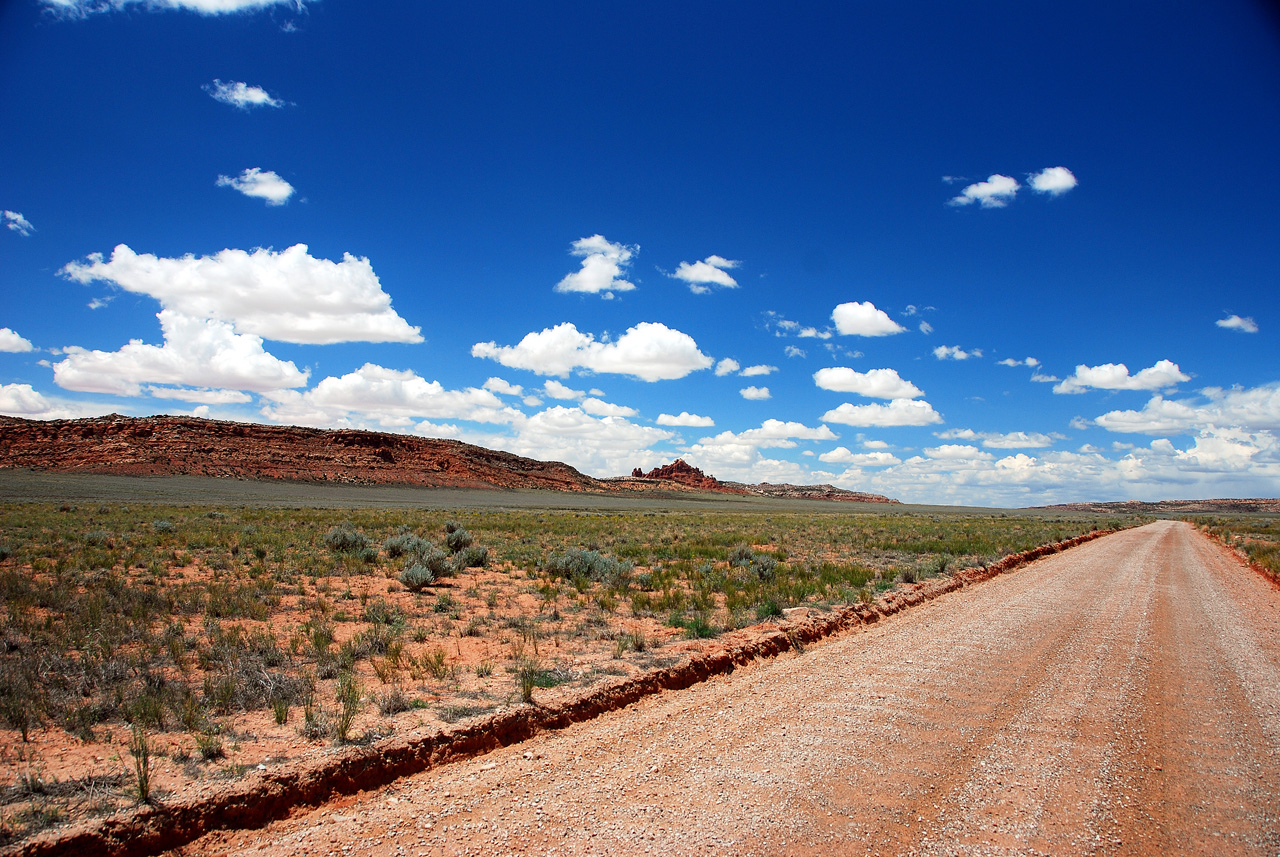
[175,520,1280,857]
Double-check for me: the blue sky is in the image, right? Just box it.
[2,0,1279,506]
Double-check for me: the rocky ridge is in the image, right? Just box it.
[0,414,601,491]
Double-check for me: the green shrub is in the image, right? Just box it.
[322,526,368,554]
[544,548,633,588]
[383,533,431,559]
[445,528,474,554]
[454,545,489,569]
[400,563,436,591]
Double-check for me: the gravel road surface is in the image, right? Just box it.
[181,520,1280,856]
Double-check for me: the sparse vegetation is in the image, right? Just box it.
[0,495,1136,845]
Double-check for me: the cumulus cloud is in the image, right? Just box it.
[4,211,34,236]
[813,367,923,399]
[1028,166,1078,196]
[554,235,637,296]
[818,446,901,466]
[934,345,982,361]
[821,398,943,427]
[680,422,838,484]
[997,357,1040,368]
[936,428,1059,449]
[42,0,311,16]
[0,328,35,353]
[482,377,523,397]
[949,174,1019,208]
[924,444,994,461]
[784,345,806,358]
[740,364,778,377]
[472,321,712,382]
[1217,314,1259,333]
[671,255,740,294]
[580,398,637,418]
[831,301,906,337]
[740,386,771,400]
[714,358,740,377]
[259,363,521,429]
[0,383,108,420]
[656,412,715,427]
[1054,359,1190,394]
[217,168,295,205]
[491,406,675,477]
[204,79,284,109]
[60,244,422,345]
[1093,383,1280,435]
[146,386,252,404]
[53,310,309,396]
[543,379,585,400]
[696,419,836,449]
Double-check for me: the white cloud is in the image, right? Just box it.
[863,439,890,449]
[204,79,284,109]
[4,211,34,236]
[52,309,309,396]
[813,367,924,399]
[934,345,982,361]
[672,255,740,294]
[491,406,674,477]
[949,174,1019,208]
[821,398,943,427]
[543,379,585,400]
[818,446,901,466]
[0,384,110,420]
[740,386,771,400]
[740,364,778,377]
[831,301,907,337]
[259,363,521,429]
[42,0,311,16]
[714,358,740,377]
[918,321,933,335]
[998,357,1041,368]
[473,321,712,382]
[60,244,422,345]
[482,377,523,396]
[554,235,637,296]
[1054,359,1190,394]
[146,385,252,404]
[924,444,995,461]
[1217,314,1259,333]
[784,345,806,359]
[217,168,295,206]
[656,412,715,427]
[697,419,836,449]
[682,424,839,485]
[1031,371,1060,383]
[1028,166,1078,196]
[936,428,1058,449]
[580,397,638,418]
[0,328,34,353]
[1094,383,1280,435]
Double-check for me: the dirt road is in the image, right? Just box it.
[182,521,1280,856]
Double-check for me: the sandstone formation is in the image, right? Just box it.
[627,458,746,493]
[0,414,602,491]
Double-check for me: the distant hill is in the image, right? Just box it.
[0,416,901,503]
[1038,498,1280,515]
[0,414,603,492]
[616,458,898,504]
